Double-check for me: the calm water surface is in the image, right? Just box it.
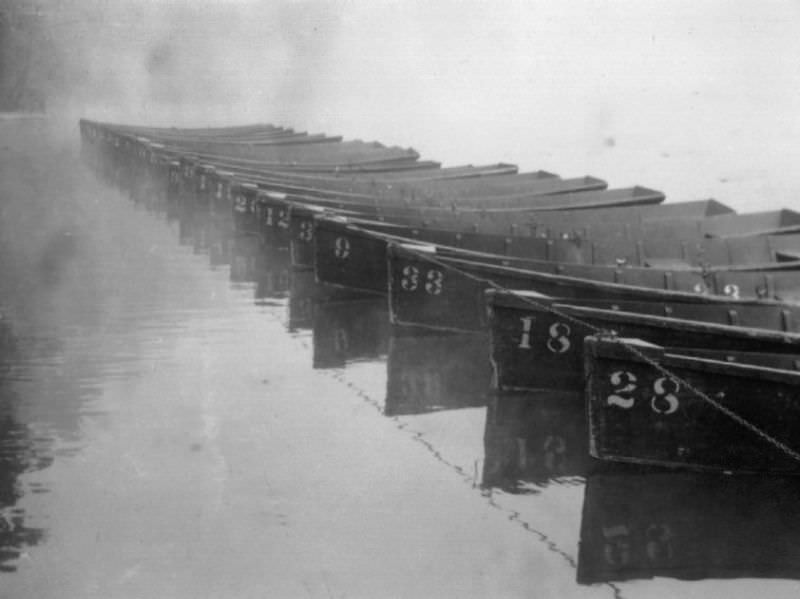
[2,121,800,598]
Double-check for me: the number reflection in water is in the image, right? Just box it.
[295,242,800,589]
[175,193,237,269]
[384,329,491,416]
[311,297,389,369]
[32,122,800,596]
[482,392,589,493]
[578,465,800,584]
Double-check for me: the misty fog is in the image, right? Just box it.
[5,0,800,211]
[2,4,800,597]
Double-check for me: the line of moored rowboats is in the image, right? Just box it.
[79,118,800,476]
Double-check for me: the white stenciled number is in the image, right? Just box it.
[723,283,740,299]
[235,195,247,213]
[543,435,567,473]
[264,206,273,225]
[607,372,681,414]
[298,220,314,242]
[215,182,223,200]
[645,523,675,562]
[424,269,444,295]
[401,265,419,291]
[602,525,632,567]
[650,377,680,415]
[277,209,289,229]
[607,371,637,409]
[334,237,350,259]
[333,328,348,353]
[518,316,534,349]
[546,322,571,354]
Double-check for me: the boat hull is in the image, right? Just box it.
[585,335,800,474]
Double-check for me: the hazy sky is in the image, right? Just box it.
[44,0,800,210]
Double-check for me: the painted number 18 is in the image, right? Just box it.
[518,316,571,354]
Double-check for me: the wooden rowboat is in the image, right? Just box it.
[386,243,800,333]
[315,214,800,304]
[486,289,800,393]
[254,172,604,244]
[585,335,800,474]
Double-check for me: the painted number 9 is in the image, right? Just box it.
[334,237,350,259]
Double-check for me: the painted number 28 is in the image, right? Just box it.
[607,371,680,415]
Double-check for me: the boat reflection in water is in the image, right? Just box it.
[301,269,492,415]
[578,465,800,584]
[385,329,491,416]
[0,321,47,572]
[287,267,377,333]
[205,213,235,268]
[311,296,388,369]
[0,400,48,573]
[287,270,316,332]
[185,182,800,592]
[253,245,291,301]
[226,231,292,302]
[481,391,589,492]
[175,198,235,267]
[229,235,264,284]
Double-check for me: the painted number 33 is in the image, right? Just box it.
[400,266,444,295]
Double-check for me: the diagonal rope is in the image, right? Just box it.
[381,234,800,465]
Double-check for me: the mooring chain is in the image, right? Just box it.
[385,236,800,465]
[615,339,800,464]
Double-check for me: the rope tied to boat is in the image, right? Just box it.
[390,237,800,466]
